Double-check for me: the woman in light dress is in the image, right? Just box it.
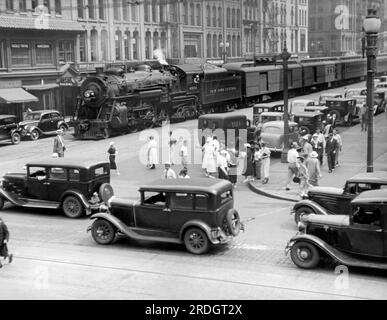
[202,137,217,178]
[147,136,158,169]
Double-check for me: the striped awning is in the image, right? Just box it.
[0,88,38,104]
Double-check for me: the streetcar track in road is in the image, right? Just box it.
[13,254,371,300]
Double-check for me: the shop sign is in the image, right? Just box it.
[59,77,76,86]
[36,44,51,49]
[11,43,29,49]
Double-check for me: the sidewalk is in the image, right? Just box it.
[249,114,387,202]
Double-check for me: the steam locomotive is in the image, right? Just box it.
[71,54,387,139]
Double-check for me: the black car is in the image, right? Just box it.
[292,111,323,135]
[88,178,243,254]
[291,171,387,224]
[286,189,387,270]
[19,109,68,140]
[325,98,358,126]
[0,115,21,145]
[0,159,113,218]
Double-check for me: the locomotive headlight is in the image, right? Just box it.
[84,90,95,98]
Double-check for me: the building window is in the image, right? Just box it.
[115,30,122,60]
[300,32,306,52]
[114,0,121,20]
[122,0,129,21]
[206,5,210,27]
[161,32,166,50]
[11,43,30,66]
[133,31,139,59]
[206,34,211,58]
[0,42,5,68]
[212,6,216,27]
[232,35,236,57]
[160,3,165,22]
[237,35,241,56]
[101,29,108,60]
[19,0,27,12]
[212,34,217,57]
[77,0,84,18]
[99,0,105,19]
[184,34,201,58]
[218,7,222,27]
[171,30,178,58]
[88,0,95,19]
[231,8,235,28]
[131,4,137,21]
[90,29,98,61]
[6,0,14,11]
[43,0,50,13]
[144,0,150,22]
[58,41,74,62]
[196,4,201,26]
[79,34,86,62]
[184,2,188,25]
[36,43,53,65]
[190,3,194,25]
[153,31,159,50]
[124,31,130,60]
[170,3,177,23]
[152,1,157,22]
[236,9,240,27]
[55,0,61,14]
[145,31,151,59]
[226,8,230,28]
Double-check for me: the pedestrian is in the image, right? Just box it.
[315,128,326,149]
[53,129,66,158]
[285,142,299,191]
[322,121,333,140]
[162,161,176,179]
[307,151,322,186]
[147,136,158,169]
[241,143,254,182]
[0,217,13,268]
[297,156,309,198]
[325,132,338,173]
[179,140,189,168]
[201,137,217,178]
[360,104,368,131]
[168,131,177,165]
[310,133,324,166]
[227,141,238,187]
[178,167,190,179]
[217,149,229,180]
[107,141,120,175]
[259,142,271,184]
[300,135,313,159]
[333,129,342,167]
[253,144,262,180]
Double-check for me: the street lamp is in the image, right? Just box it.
[363,8,381,173]
[219,41,230,64]
[280,42,292,163]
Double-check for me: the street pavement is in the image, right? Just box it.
[249,111,387,202]
[0,81,387,299]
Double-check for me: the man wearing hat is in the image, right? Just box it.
[285,142,299,191]
[300,135,313,159]
[162,161,176,179]
[326,132,338,173]
[311,133,324,166]
[307,151,322,186]
[259,142,271,184]
[53,129,66,157]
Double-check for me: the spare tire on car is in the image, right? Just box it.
[225,209,241,236]
[99,183,114,204]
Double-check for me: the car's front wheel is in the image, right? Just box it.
[30,129,40,141]
[0,196,4,210]
[290,241,320,269]
[62,195,85,218]
[294,206,314,224]
[11,132,21,145]
[184,227,209,255]
[91,219,115,245]
[59,124,68,132]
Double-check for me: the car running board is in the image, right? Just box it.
[13,197,60,209]
[117,226,183,245]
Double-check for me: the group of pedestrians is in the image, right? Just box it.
[286,121,343,197]
[241,140,271,184]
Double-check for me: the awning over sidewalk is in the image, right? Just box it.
[23,84,59,91]
[0,88,39,104]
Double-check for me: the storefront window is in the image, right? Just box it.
[11,43,30,66]
[0,42,5,68]
[58,41,74,62]
[79,34,87,62]
[36,43,53,65]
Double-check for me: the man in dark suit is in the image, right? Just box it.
[325,132,338,173]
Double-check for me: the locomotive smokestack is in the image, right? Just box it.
[153,49,168,66]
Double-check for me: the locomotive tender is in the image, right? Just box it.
[70,54,387,139]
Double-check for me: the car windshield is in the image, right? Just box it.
[262,126,281,134]
[25,113,41,120]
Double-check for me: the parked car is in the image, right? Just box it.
[375,82,387,90]
[290,99,317,114]
[325,98,358,126]
[19,109,68,140]
[253,102,284,125]
[344,87,367,98]
[260,120,299,152]
[0,159,114,218]
[286,189,387,270]
[198,113,254,147]
[254,111,284,133]
[88,178,243,254]
[0,115,21,145]
[291,171,387,224]
[373,89,387,115]
[292,111,324,135]
[318,93,343,106]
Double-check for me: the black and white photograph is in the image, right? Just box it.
[0,0,387,305]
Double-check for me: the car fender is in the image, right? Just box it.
[179,220,213,243]
[57,121,69,129]
[0,187,20,205]
[60,190,91,210]
[88,212,127,233]
[25,125,42,134]
[292,199,330,215]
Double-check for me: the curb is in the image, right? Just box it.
[247,181,298,203]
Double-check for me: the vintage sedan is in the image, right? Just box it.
[292,111,324,135]
[291,171,387,224]
[254,111,284,133]
[318,93,343,106]
[88,178,243,254]
[260,120,299,152]
[0,159,113,218]
[19,109,68,140]
[0,115,21,145]
[286,189,387,270]
[325,98,358,126]
[252,102,284,125]
[344,87,367,98]
[289,99,317,114]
